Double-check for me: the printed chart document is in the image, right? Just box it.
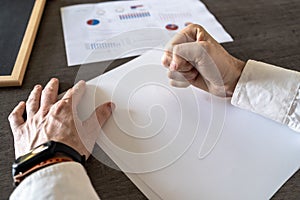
[77,49,300,200]
[61,0,233,66]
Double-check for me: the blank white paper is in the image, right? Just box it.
[77,50,300,200]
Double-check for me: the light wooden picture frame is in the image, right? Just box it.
[0,0,46,87]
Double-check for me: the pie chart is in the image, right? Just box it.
[165,24,178,31]
[87,19,100,26]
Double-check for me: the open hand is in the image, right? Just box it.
[8,78,114,159]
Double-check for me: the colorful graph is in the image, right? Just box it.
[119,12,151,20]
[87,19,100,25]
[165,24,178,31]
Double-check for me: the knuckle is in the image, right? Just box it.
[62,98,72,104]
[189,23,204,32]
[45,85,55,92]
[58,100,68,108]
[195,24,204,30]
[27,97,38,105]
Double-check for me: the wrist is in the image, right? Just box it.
[12,141,85,186]
[226,58,246,97]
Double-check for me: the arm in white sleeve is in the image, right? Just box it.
[10,162,100,200]
[231,60,300,132]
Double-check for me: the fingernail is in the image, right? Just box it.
[51,78,58,83]
[75,80,86,89]
[79,80,86,84]
[170,61,177,71]
[34,84,42,89]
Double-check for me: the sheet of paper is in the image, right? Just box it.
[61,0,233,66]
[77,49,300,200]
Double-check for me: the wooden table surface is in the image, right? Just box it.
[0,0,299,199]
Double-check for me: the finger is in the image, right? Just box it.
[161,51,172,68]
[168,69,199,81]
[83,102,115,130]
[51,100,70,116]
[169,80,190,88]
[162,32,191,66]
[181,24,215,43]
[165,24,208,53]
[62,80,86,107]
[162,24,208,69]
[162,48,193,72]
[162,27,196,67]
[168,71,209,92]
[40,78,59,114]
[170,46,194,72]
[169,30,194,47]
[181,68,199,81]
[26,84,42,118]
[168,71,187,82]
[8,101,26,130]
[172,41,208,67]
[95,102,115,127]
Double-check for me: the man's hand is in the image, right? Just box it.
[8,78,114,159]
[162,24,245,97]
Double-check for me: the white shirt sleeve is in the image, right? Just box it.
[10,162,100,200]
[231,60,300,132]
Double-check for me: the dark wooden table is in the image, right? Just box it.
[1,0,299,199]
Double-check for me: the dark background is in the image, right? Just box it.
[0,0,35,75]
[1,0,300,199]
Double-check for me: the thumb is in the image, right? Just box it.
[83,102,115,130]
[172,41,208,67]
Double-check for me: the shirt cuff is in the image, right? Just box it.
[231,60,300,131]
[10,162,100,200]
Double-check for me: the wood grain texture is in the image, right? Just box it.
[0,0,299,199]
